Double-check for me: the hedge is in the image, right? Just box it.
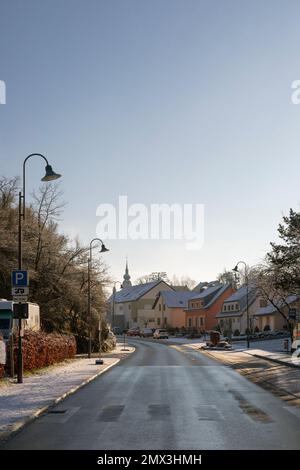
[6,330,76,373]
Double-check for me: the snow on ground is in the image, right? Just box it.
[0,343,134,437]
[165,336,289,353]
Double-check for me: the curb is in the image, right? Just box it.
[0,352,130,444]
[247,352,300,370]
[199,347,300,370]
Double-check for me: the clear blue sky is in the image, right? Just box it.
[1,0,300,285]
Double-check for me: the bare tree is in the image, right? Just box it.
[249,265,293,342]
[136,272,170,284]
[0,175,111,353]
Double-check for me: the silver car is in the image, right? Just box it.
[153,329,169,339]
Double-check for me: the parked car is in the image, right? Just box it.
[141,328,153,338]
[127,327,140,337]
[153,329,169,339]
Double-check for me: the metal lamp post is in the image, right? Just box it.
[232,261,250,349]
[18,154,61,383]
[87,238,109,358]
[112,281,122,331]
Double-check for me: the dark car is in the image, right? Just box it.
[112,326,123,335]
[127,328,140,337]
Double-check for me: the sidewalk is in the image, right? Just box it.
[175,340,300,369]
[182,343,300,404]
[244,348,300,368]
[0,342,134,441]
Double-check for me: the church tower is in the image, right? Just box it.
[122,259,132,288]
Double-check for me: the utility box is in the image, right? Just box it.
[210,330,221,346]
[0,299,40,340]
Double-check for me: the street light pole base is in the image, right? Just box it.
[95,359,104,365]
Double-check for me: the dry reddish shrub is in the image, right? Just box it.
[6,330,76,373]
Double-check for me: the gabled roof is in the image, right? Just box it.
[216,284,258,318]
[153,291,195,309]
[223,284,256,303]
[186,283,232,309]
[256,295,300,316]
[109,280,173,303]
[192,281,218,292]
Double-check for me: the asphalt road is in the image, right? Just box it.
[2,339,300,450]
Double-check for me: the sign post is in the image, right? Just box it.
[95,320,103,365]
[11,270,29,384]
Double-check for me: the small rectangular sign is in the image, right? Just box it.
[12,287,29,296]
[13,303,29,319]
[12,270,29,287]
[289,308,297,320]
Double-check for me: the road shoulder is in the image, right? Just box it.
[183,343,300,407]
[0,342,135,442]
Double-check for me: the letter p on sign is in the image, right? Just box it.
[12,270,29,287]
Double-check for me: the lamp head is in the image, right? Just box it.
[100,243,109,253]
[41,164,62,182]
[232,265,239,272]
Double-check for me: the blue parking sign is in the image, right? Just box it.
[12,270,29,287]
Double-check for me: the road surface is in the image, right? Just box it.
[2,339,300,450]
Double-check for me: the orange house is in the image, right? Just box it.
[185,284,235,331]
[152,291,196,329]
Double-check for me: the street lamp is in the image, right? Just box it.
[111,281,123,331]
[232,261,250,349]
[87,238,109,358]
[18,154,61,383]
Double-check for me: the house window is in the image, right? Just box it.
[157,318,161,325]
[188,318,192,327]
[163,304,166,311]
[224,305,227,311]
[260,299,267,308]
[159,304,161,311]
[200,317,204,326]
[231,305,234,311]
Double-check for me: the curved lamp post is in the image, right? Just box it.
[87,238,109,358]
[232,261,250,348]
[17,154,61,383]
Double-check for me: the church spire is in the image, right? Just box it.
[122,258,132,288]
